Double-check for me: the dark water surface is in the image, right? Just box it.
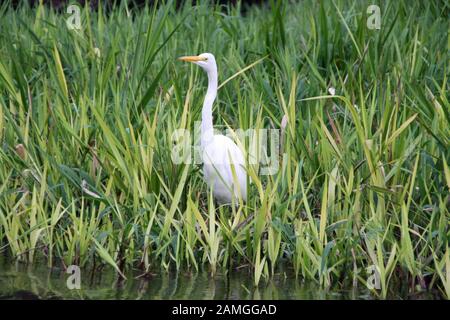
[0,257,375,300]
[0,257,437,300]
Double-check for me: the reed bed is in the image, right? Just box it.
[0,0,448,298]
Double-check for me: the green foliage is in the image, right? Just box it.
[0,0,448,298]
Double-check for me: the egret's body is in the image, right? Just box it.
[179,53,247,204]
[202,135,247,204]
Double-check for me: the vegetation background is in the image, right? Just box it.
[0,0,448,299]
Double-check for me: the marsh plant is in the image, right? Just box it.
[0,0,448,299]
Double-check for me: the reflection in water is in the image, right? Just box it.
[0,258,374,300]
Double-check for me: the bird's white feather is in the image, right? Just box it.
[202,134,247,204]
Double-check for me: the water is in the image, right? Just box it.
[0,257,378,300]
[1,257,439,300]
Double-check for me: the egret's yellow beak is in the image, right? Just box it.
[178,55,207,62]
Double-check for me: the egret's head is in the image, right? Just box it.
[178,53,216,73]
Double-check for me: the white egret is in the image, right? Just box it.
[179,53,247,204]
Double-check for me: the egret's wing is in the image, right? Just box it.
[220,136,247,201]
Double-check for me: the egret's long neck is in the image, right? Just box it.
[201,67,217,148]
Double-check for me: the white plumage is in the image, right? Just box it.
[202,135,247,204]
[179,53,247,204]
